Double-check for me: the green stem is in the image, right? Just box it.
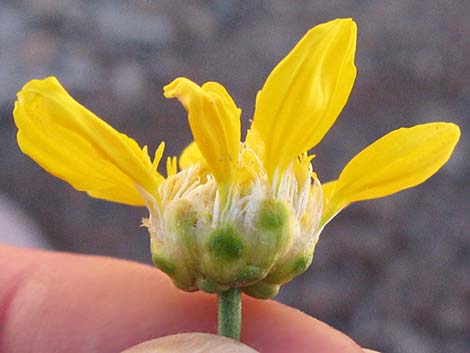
[218,287,241,340]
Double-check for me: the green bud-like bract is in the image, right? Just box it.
[144,165,323,299]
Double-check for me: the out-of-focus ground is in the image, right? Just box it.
[0,1,469,352]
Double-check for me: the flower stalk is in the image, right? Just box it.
[218,288,242,340]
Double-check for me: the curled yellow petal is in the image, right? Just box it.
[14,77,163,206]
[252,18,357,180]
[164,77,241,191]
[322,122,461,225]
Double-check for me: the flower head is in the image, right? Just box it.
[14,18,460,299]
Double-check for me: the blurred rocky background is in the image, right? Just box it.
[0,1,469,352]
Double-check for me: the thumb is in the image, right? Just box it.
[122,333,258,353]
[122,334,381,353]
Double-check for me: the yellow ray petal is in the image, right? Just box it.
[320,180,339,226]
[244,127,264,162]
[179,141,205,169]
[321,180,337,207]
[179,141,210,179]
[322,122,460,225]
[164,77,241,192]
[252,18,357,180]
[14,77,163,206]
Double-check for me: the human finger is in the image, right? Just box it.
[0,244,363,353]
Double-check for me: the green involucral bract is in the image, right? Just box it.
[148,187,320,298]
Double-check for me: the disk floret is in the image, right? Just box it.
[145,162,324,299]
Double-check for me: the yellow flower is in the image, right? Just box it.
[13,19,460,299]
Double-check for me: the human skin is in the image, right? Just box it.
[0,244,375,353]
